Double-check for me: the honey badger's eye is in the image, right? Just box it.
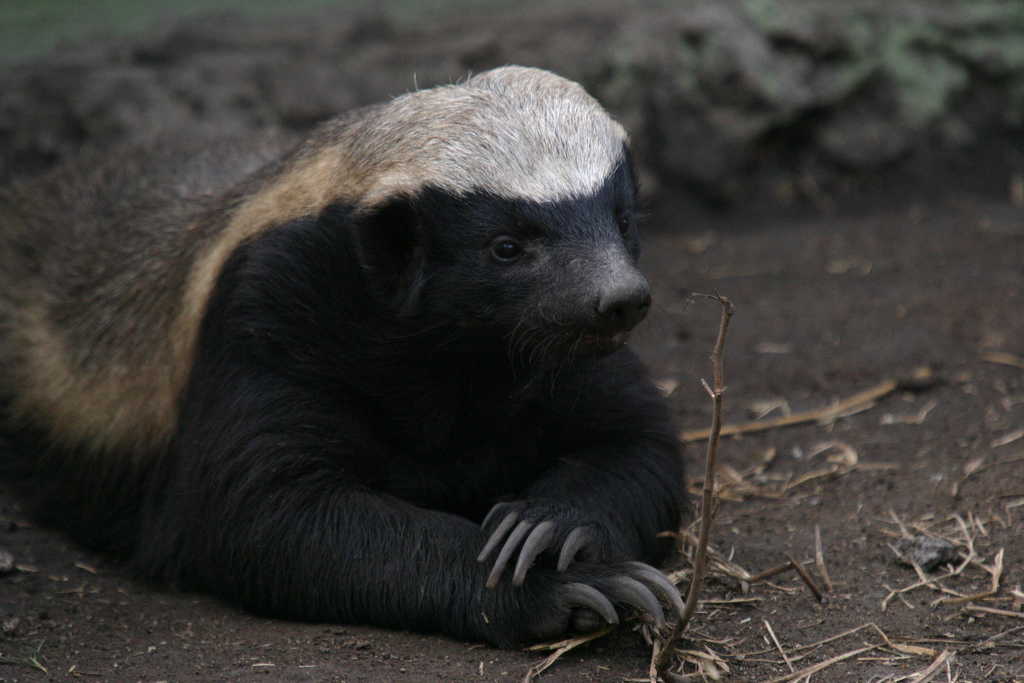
[615,208,632,235]
[490,238,524,262]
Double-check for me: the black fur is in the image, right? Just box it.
[2,157,685,648]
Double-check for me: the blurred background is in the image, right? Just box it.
[3,0,1023,215]
[1,0,345,63]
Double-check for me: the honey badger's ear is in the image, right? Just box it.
[350,196,426,309]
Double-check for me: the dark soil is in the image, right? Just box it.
[2,187,1023,682]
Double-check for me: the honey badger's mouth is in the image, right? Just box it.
[564,330,631,357]
[504,324,633,360]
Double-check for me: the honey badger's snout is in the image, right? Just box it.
[549,242,652,356]
[588,245,652,334]
[594,270,651,333]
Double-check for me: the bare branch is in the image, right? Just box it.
[654,293,734,681]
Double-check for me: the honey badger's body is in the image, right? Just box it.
[0,67,685,647]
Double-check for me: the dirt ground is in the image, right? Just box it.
[0,180,1022,681]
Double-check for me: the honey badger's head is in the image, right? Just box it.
[349,66,650,358]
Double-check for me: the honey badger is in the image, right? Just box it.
[0,66,686,647]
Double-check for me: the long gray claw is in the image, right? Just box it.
[477,511,519,563]
[627,562,686,617]
[611,576,666,629]
[481,502,511,530]
[513,521,555,586]
[486,520,533,588]
[564,583,619,625]
[557,526,592,572]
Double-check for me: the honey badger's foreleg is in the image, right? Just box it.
[475,358,687,624]
[135,351,682,647]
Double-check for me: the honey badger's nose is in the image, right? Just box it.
[595,277,652,331]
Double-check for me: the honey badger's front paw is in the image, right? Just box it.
[501,561,685,645]
[477,500,617,587]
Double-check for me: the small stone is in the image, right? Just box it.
[2,617,19,634]
[892,534,960,572]
[0,547,14,574]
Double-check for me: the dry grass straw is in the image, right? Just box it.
[647,528,1000,683]
[668,528,831,604]
[966,604,1024,620]
[760,646,876,683]
[647,474,1013,680]
[764,620,796,673]
[521,628,615,683]
[688,440,901,504]
[680,367,935,443]
[906,650,956,683]
[981,350,1024,370]
[881,513,1007,613]
[649,463,1014,679]
[814,524,833,592]
[731,621,969,682]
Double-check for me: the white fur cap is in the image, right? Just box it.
[348,66,629,205]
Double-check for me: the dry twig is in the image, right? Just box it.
[764,620,795,672]
[907,650,955,683]
[521,628,614,683]
[934,547,1003,606]
[748,561,796,584]
[869,623,939,658]
[814,525,833,592]
[666,531,754,586]
[974,624,1024,651]
[761,646,876,683]
[653,293,734,682]
[966,605,1024,620]
[981,351,1024,370]
[786,554,824,602]
[680,367,934,442]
